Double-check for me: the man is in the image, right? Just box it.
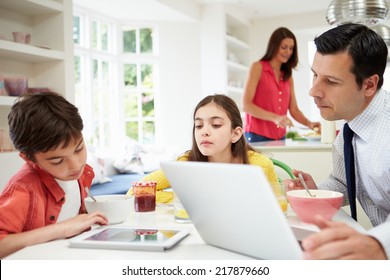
[289,23,390,259]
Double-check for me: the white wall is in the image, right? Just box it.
[157,21,202,152]
[157,9,333,150]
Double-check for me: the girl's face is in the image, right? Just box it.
[194,102,242,162]
[22,137,87,181]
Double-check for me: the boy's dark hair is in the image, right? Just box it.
[8,92,84,161]
[314,23,388,89]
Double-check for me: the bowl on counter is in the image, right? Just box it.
[287,189,343,224]
[84,194,133,224]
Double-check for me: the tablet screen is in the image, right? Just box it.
[85,228,180,244]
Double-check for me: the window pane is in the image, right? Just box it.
[73,16,80,45]
[141,64,153,88]
[142,121,155,144]
[104,121,111,146]
[123,29,136,53]
[101,23,108,51]
[142,92,154,117]
[92,87,99,118]
[126,121,138,140]
[92,21,98,49]
[74,56,81,83]
[124,92,138,118]
[124,64,137,88]
[74,55,82,106]
[140,28,153,53]
[92,121,100,146]
[93,60,98,80]
[102,61,109,86]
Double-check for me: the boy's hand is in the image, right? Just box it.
[59,211,109,238]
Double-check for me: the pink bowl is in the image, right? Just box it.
[4,76,28,96]
[287,189,343,224]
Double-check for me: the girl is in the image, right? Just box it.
[127,94,278,203]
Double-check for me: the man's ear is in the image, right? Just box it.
[363,74,379,97]
[231,127,243,143]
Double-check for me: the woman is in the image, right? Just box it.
[243,27,320,142]
[127,94,278,203]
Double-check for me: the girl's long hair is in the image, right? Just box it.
[185,94,253,164]
[261,27,298,81]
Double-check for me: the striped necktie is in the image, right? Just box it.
[343,123,357,221]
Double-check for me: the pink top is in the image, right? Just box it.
[245,60,291,140]
[0,163,94,240]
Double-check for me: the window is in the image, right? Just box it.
[73,10,158,153]
[122,26,157,144]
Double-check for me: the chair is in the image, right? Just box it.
[271,158,295,183]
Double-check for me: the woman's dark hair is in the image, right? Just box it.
[314,23,388,89]
[261,27,298,81]
[8,92,84,161]
[185,94,253,163]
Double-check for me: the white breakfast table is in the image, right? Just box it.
[4,203,365,260]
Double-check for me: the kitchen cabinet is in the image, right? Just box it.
[252,140,333,182]
[0,0,73,185]
[201,3,250,111]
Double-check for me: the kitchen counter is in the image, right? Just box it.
[251,139,333,182]
[251,139,332,151]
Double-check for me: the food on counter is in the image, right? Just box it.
[285,131,307,141]
[303,131,321,137]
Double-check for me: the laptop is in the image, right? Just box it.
[161,161,305,260]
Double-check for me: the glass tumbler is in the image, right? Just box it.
[133,181,157,212]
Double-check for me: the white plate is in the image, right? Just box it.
[304,135,321,141]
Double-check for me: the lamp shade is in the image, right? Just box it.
[326,0,389,26]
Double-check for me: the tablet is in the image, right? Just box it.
[69,226,190,251]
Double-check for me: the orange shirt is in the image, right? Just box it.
[245,60,291,140]
[0,163,94,240]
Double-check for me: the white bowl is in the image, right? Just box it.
[84,194,133,224]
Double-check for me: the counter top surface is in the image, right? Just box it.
[251,139,332,151]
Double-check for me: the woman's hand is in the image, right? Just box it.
[274,115,293,128]
[309,122,321,133]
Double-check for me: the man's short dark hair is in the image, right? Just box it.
[314,23,388,89]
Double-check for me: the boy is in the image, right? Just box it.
[0,92,108,258]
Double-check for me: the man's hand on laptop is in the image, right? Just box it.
[301,216,387,260]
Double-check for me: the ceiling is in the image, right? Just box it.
[199,0,330,18]
[73,0,331,21]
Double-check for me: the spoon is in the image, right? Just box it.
[298,173,315,197]
[85,187,97,202]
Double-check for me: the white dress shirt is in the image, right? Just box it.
[318,89,390,258]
